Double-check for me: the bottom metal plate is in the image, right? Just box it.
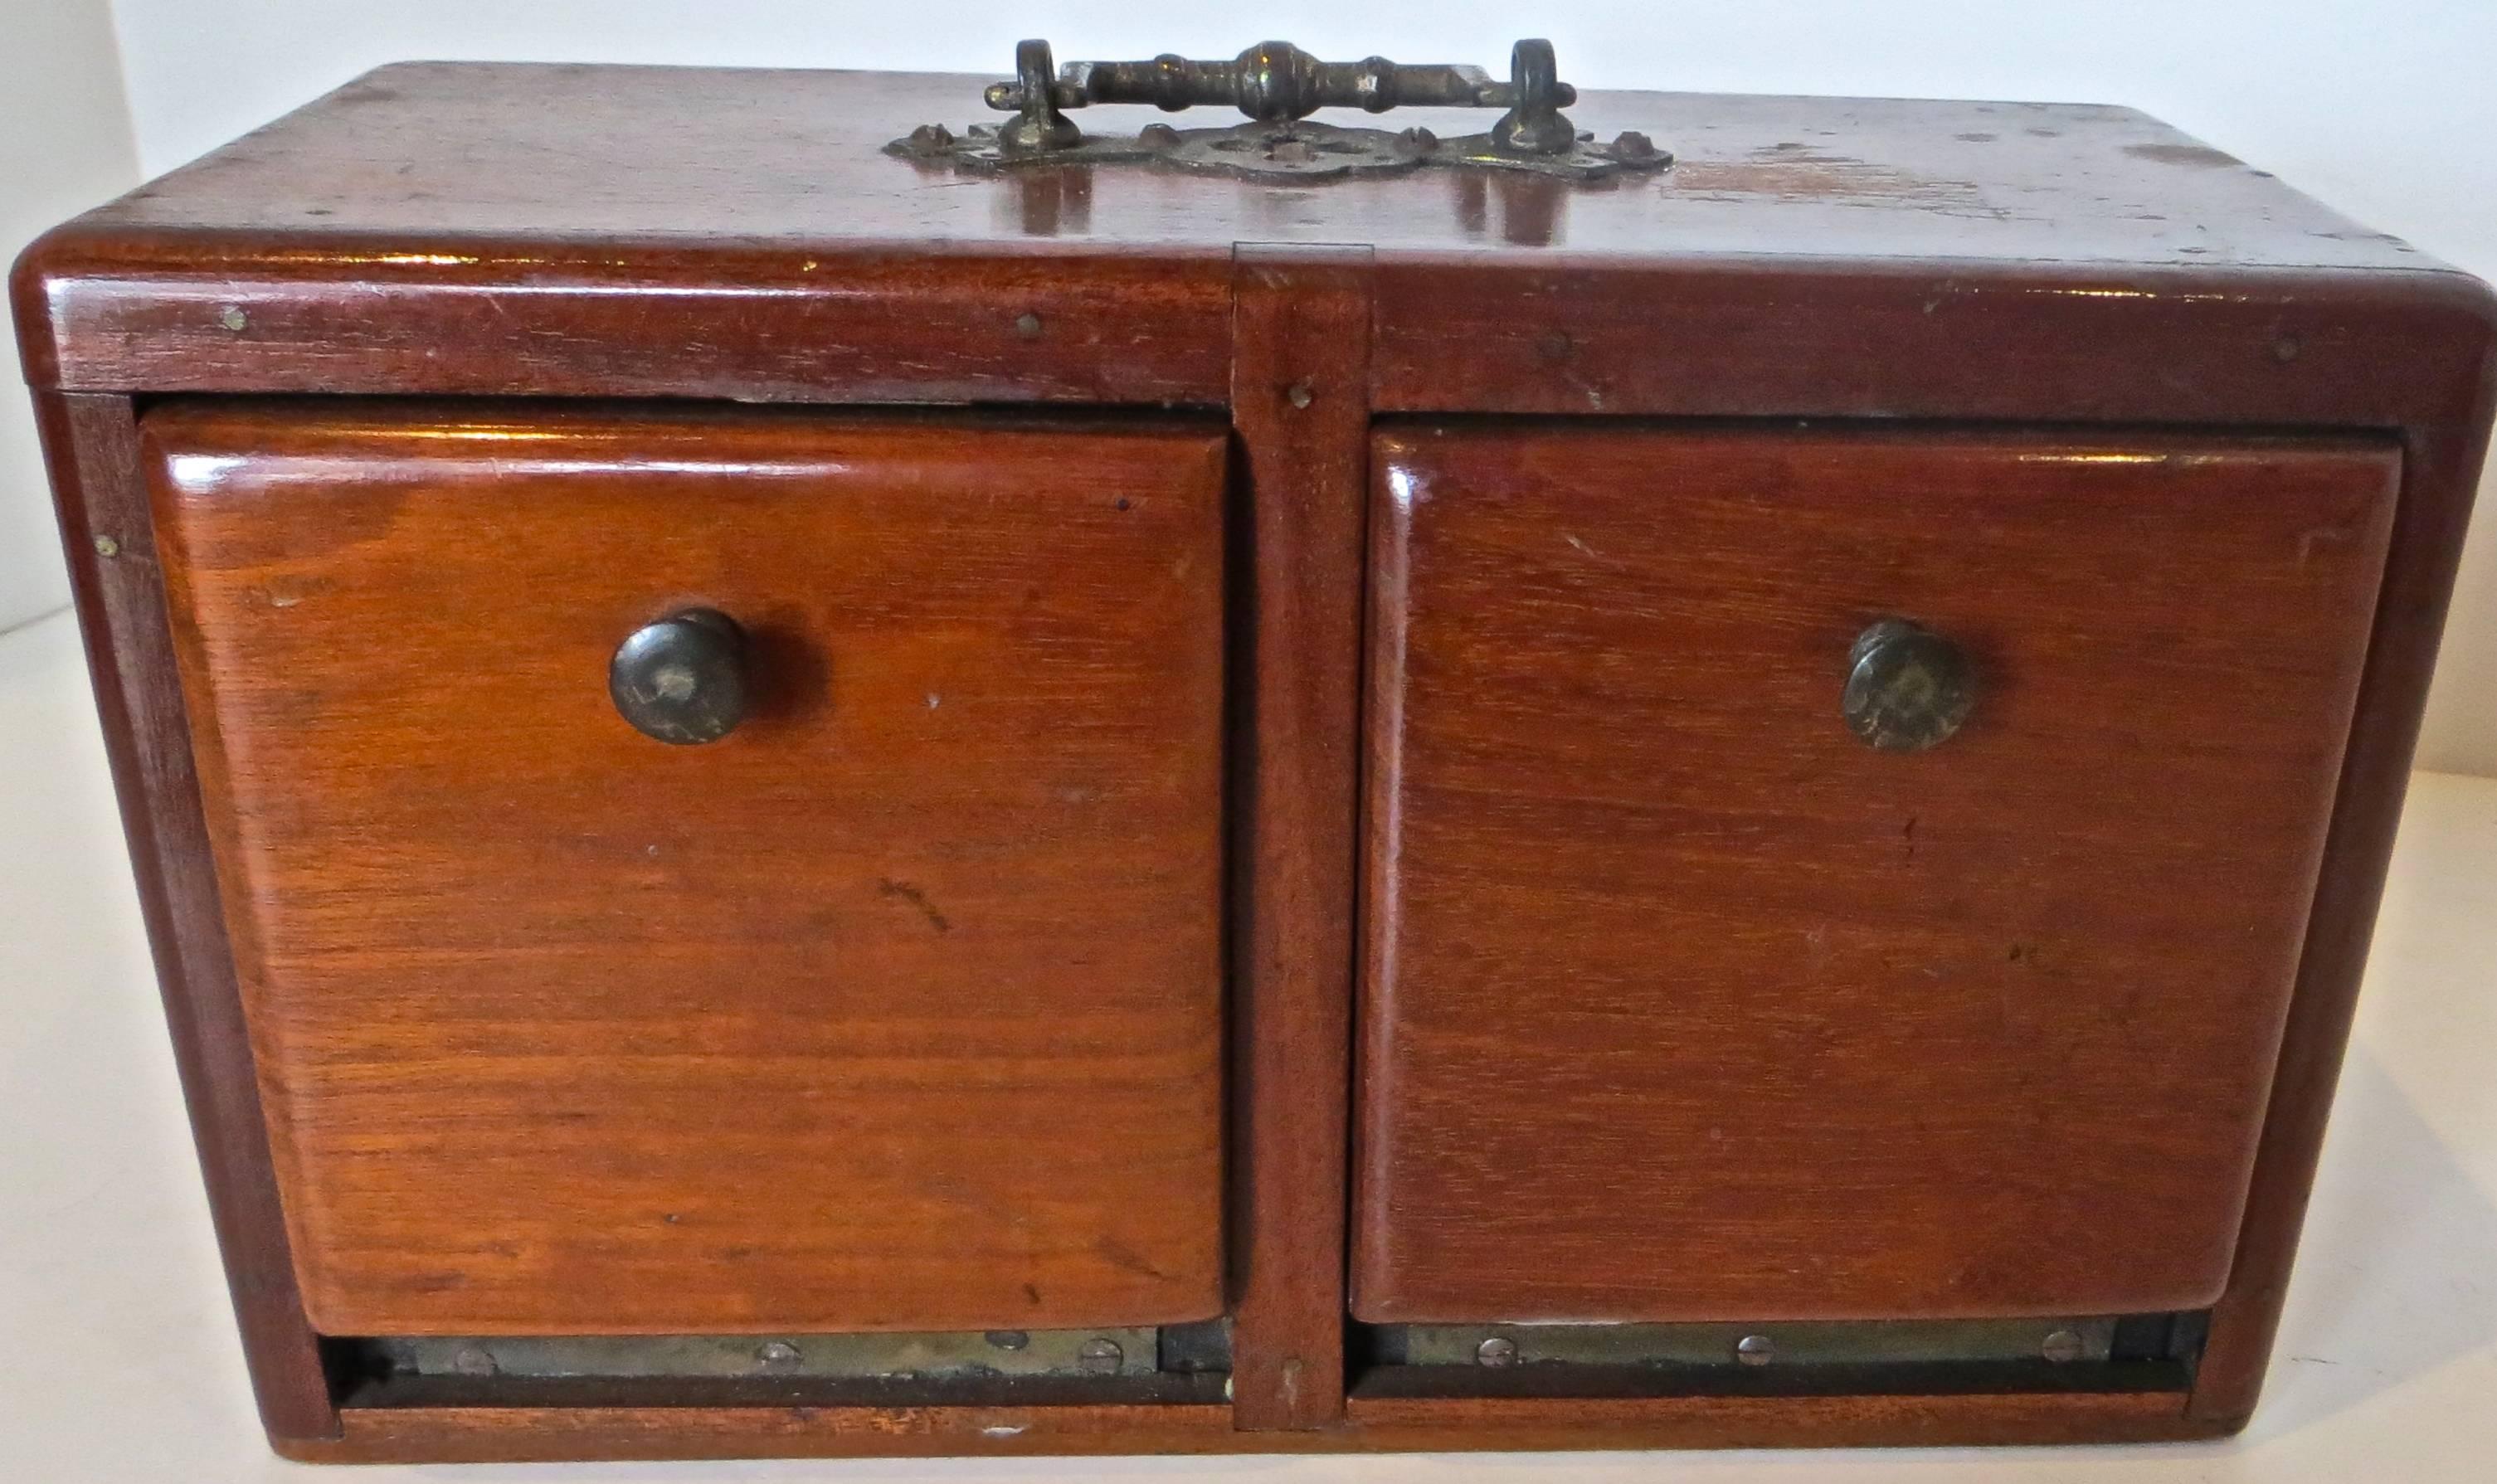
[376,1326,1167,1381]
[1391,1316,2123,1369]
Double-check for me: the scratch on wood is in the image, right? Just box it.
[876,877,952,933]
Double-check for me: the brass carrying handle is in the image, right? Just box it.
[985,38,1584,157]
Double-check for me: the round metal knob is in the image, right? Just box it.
[608,609,748,745]
[1842,619,1974,752]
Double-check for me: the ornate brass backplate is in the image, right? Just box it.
[888,39,1672,182]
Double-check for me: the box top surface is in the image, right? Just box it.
[18,61,2492,423]
[33,61,2451,274]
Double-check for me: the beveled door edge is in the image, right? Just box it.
[2186,406,2497,1426]
[32,390,339,1443]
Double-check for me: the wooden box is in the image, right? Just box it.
[12,41,2493,1463]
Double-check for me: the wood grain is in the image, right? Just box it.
[17,238,1231,407]
[12,55,2495,1457]
[29,392,340,1441]
[2189,402,2497,1423]
[18,64,2488,416]
[1224,246,1373,1429]
[144,401,1229,1336]
[1370,260,2497,424]
[1338,1386,2209,1450]
[29,66,2424,267]
[1353,423,2399,1324]
[271,1387,2210,1463]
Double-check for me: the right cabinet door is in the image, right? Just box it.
[1351,422,2399,1326]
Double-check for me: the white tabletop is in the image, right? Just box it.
[3,603,2490,1481]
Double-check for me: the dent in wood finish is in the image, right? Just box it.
[144,401,1229,1337]
[1353,424,2400,1326]
[29,392,338,1443]
[1225,246,1373,1431]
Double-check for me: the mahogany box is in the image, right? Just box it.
[12,40,2493,1464]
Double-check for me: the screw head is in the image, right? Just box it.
[1141,122,1182,150]
[218,306,248,332]
[1735,1334,1775,1366]
[91,535,120,558]
[450,1345,498,1377]
[754,1340,802,1372]
[2041,1329,2086,1364]
[1077,1337,1124,1374]
[1013,311,1043,339]
[984,1329,1029,1351]
[1286,381,1315,409]
[1475,1336,1518,1367]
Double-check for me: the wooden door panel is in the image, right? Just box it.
[1352,423,2398,1324]
[147,402,1229,1336]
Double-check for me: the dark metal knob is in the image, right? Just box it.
[1842,619,1974,752]
[609,609,748,745]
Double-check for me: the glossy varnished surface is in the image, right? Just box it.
[1224,246,1372,1429]
[17,64,2491,411]
[144,401,1229,1336]
[32,394,339,1439]
[23,63,2441,265]
[273,1386,2208,1463]
[1353,423,2399,1325]
[13,56,2496,1460]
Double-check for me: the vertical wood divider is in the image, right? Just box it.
[1225,244,1375,1431]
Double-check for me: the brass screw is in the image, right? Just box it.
[1475,1336,1518,1367]
[1735,1334,1775,1366]
[92,535,120,558]
[2041,1329,2086,1364]
[1077,1337,1124,1374]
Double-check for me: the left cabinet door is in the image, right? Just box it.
[144,402,1229,1338]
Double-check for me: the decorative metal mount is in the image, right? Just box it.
[887,39,1671,183]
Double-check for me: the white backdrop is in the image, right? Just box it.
[0,0,135,632]
[17,1,2497,769]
